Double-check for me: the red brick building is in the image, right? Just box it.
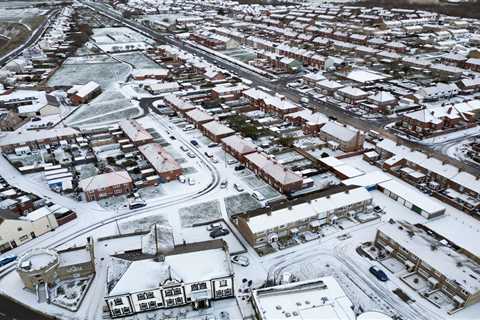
[79,171,133,202]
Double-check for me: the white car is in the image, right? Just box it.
[188,177,195,185]
[206,222,222,231]
[231,255,249,267]
[178,175,186,183]
[227,159,238,165]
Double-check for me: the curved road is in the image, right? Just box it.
[0,110,221,319]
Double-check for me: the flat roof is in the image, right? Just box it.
[378,180,445,215]
[252,277,355,320]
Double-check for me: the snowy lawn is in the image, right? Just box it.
[224,193,262,217]
[48,60,131,89]
[118,214,169,234]
[178,199,222,227]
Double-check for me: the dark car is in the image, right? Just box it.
[190,140,199,146]
[170,136,176,140]
[369,266,388,282]
[234,165,246,171]
[209,228,230,238]
[0,255,17,267]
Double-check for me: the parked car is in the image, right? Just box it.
[251,191,265,201]
[234,165,245,171]
[180,146,189,152]
[231,255,249,267]
[212,158,218,164]
[0,255,17,267]
[187,152,196,158]
[220,180,228,189]
[227,159,238,165]
[190,140,199,146]
[204,152,213,158]
[178,175,186,183]
[208,143,219,148]
[373,206,383,213]
[170,136,176,140]
[129,199,146,210]
[183,124,194,131]
[234,183,244,192]
[206,222,222,231]
[369,266,388,282]
[210,228,229,238]
[188,177,196,185]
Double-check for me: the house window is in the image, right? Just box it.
[199,282,207,290]
[146,292,154,299]
[166,299,174,306]
[164,290,173,297]
[191,284,199,291]
[112,309,121,316]
[148,301,156,308]
[114,298,123,306]
[175,297,183,304]
[139,303,148,310]
[122,307,130,314]
[219,280,228,287]
[137,293,145,300]
[173,288,182,295]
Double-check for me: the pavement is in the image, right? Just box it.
[0,295,54,320]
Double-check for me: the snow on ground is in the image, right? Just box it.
[224,193,262,217]
[178,199,222,227]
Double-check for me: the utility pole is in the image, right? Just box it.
[155,223,159,256]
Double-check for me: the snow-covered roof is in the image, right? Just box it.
[368,91,396,104]
[245,152,303,186]
[246,187,371,234]
[79,170,132,192]
[285,109,329,126]
[221,135,257,155]
[378,180,445,215]
[342,171,392,188]
[378,222,480,294]
[163,94,196,111]
[202,121,235,137]
[345,69,389,83]
[320,121,360,142]
[20,206,54,222]
[74,81,100,99]
[186,108,214,123]
[138,143,181,174]
[109,246,231,296]
[449,171,480,193]
[333,164,364,178]
[0,127,79,146]
[252,277,355,320]
[119,119,153,143]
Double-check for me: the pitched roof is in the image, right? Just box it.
[79,171,132,192]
